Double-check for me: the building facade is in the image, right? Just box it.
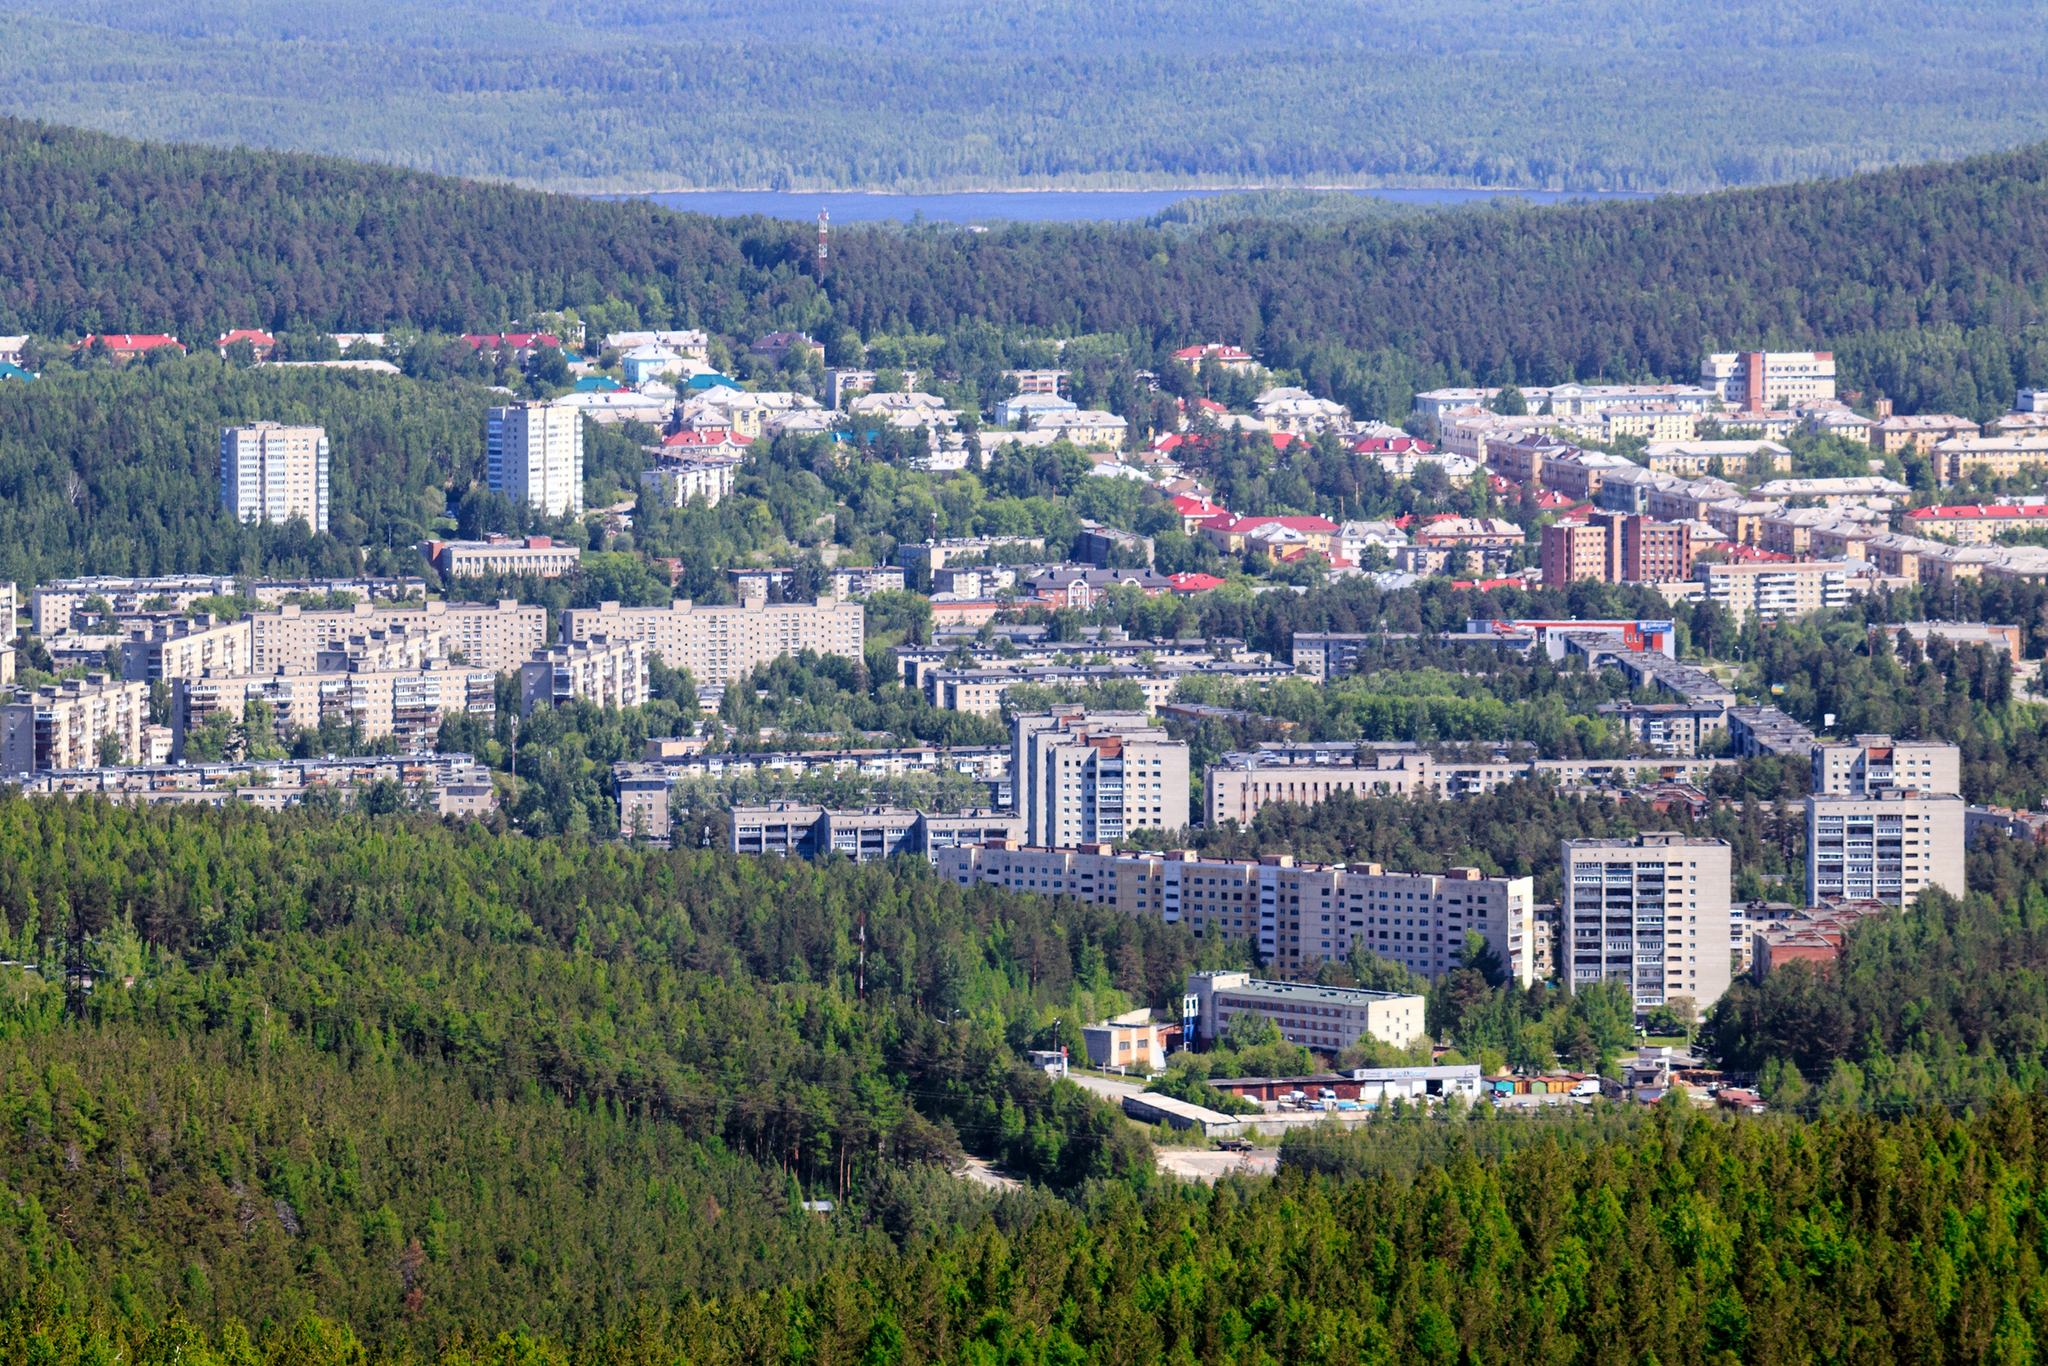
[1184,971,1427,1053]
[1697,560,1861,621]
[1699,352,1836,410]
[938,844,1534,982]
[120,614,253,682]
[1011,708,1188,846]
[249,599,545,674]
[1806,791,1966,905]
[487,402,584,517]
[558,597,864,684]
[2,675,151,775]
[518,636,648,715]
[1811,736,1961,796]
[1561,833,1734,1014]
[421,536,581,579]
[220,422,330,531]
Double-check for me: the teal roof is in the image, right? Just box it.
[0,361,35,382]
[687,373,740,390]
[574,375,622,392]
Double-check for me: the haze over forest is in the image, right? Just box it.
[0,0,2043,192]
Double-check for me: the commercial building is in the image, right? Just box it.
[120,614,253,682]
[249,599,544,674]
[1082,1012,1176,1072]
[1806,791,1966,905]
[487,402,584,517]
[420,535,582,579]
[1012,707,1189,845]
[1184,971,1427,1053]
[1562,833,1734,1013]
[220,422,330,531]
[558,596,864,684]
[1699,352,1836,410]
[518,635,647,715]
[1466,618,1678,659]
[1811,736,1961,796]
[2,675,151,775]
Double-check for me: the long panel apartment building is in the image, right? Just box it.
[558,597,863,685]
[249,599,546,674]
[1562,833,1734,1013]
[937,844,1535,984]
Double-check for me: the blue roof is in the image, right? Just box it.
[574,376,622,392]
[0,361,35,382]
[687,373,740,390]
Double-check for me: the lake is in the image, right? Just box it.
[631,186,1654,225]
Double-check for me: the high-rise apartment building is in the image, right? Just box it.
[1562,833,1733,1014]
[518,635,648,715]
[1011,707,1189,846]
[487,402,584,518]
[558,597,863,684]
[1,675,151,775]
[120,614,253,682]
[1811,736,1961,796]
[220,422,330,531]
[1700,352,1836,411]
[1806,791,1965,905]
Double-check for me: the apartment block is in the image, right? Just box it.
[1696,560,1861,621]
[1012,707,1188,846]
[248,599,544,674]
[1872,414,1979,455]
[829,566,907,599]
[639,453,741,508]
[1812,736,1961,796]
[723,803,1025,861]
[1641,440,1791,477]
[29,576,423,636]
[2,675,150,775]
[1185,971,1427,1053]
[1562,833,1734,1013]
[487,402,584,517]
[1205,758,1385,827]
[1806,791,1965,905]
[938,843,1534,983]
[1622,517,1694,583]
[1700,351,1836,410]
[421,535,581,579]
[1903,502,2048,546]
[120,614,253,683]
[1541,522,1609,586]
[558,596,864,684]
[1933,436,2048,485]
[1592,702,1729,757]
[518,635,648,716]
[220,422,330,532]
[173,664,497,755]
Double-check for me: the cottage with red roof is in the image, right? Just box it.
[1198,513,1340,556]
[72,334,185,362]
[1167,493,1230,534]
[1172,344,1257,374]
[216,329,277,359]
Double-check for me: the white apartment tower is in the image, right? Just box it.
[1811,736,1961,796]
[1562,833,1733,1015]
[488,403,584,518]
[1011,707,1189,847]
[220,422,330,531]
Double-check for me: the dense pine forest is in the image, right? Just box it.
[0,0,2039,194]
[12,118,2048,427]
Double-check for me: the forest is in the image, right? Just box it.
[0,0,2040,197]
[13,117,2048,429]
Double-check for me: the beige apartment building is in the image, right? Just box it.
[1011,707,1188,846]
[220,422,330,532]
[1562,833,1734,1014]
[1806,791,1965,906]
[121,614,253,682]
[558,597,863,684]
[249,599,545,674]
[487,402,584,517]
[937,843,1534,985]
[175,663,499,754]
[518,635,648,715]
[1641,440,1791,477]
[2,675,151,775]
[1934,436,2048,484]
[1811,736,1961,796]
[1697,560,1861,621]
[1872,414,1979,455]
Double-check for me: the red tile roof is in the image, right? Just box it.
[1166,572,1227,592]
[217,329,276,347]
[73,334,182,352]
[1348,435,1437,455]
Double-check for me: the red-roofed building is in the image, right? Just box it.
[661,430,750,453]
[1192,397,1230,418]
[1172,344,1257,374]
[1167,493,1231,534]
[1348,435,1437,456]
[1165,572,1227,595]
[1198,513,1339,555]
[1722,544,1798,563]
[1533,491,1580,511]
[72,334,184,362]
[216,329,277,359]
[1269,432,1309,453]
[1486,474,1519,496]
[463,332,562,357]
[1904,502,2048,546]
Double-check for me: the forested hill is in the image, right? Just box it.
[11,116,2048,407]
